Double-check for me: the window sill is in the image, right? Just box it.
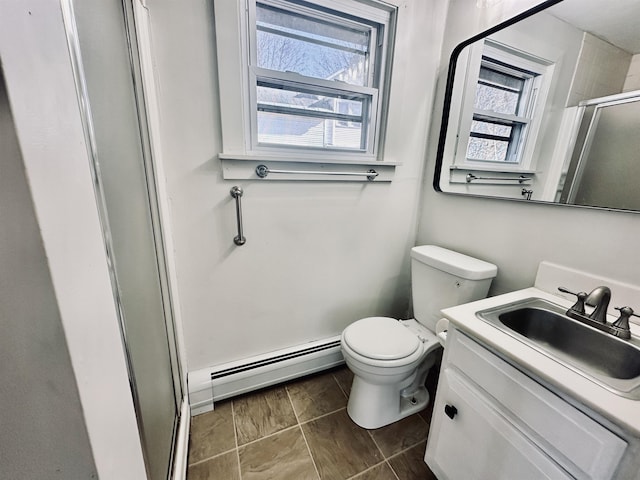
[219,153,398,182]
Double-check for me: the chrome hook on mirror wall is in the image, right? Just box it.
[230,186,246,246]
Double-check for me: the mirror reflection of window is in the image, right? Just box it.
[435,0,640,212]
[468,61,534,163]
[460,42,550,169]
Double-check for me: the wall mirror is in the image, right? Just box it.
[434,0,640,212]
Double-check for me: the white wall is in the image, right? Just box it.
[567,32,632,106]
[144,0,448,371]
[418,0,640,296]
[624,54,640,92]
[0,65,97,480]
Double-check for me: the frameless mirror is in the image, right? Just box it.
[434,0,640,212]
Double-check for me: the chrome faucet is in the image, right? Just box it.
[585,286,611,324]
[558,286,633,340]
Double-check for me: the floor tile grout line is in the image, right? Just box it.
[383,440,428,480]
[385,459,402,480]
[332,370,350,400]
[344,460,385,480]
[187,445,237,467]
[366,429,387,464]
[296,424,321,480]
[364,424,429,479]
[285,386,322,480]
[385,438,429,461]
[231,401,242,480]
[298,405,347,425]
[344,459,401,480]
[232,423,300,448]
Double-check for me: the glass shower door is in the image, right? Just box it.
[66,0,183,478]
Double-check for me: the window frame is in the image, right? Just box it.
[249,68,379,154]
[466,60,534,163]
[214,0,397,166]
[454,40,554,171]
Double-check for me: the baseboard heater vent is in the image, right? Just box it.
[188,336,344,416]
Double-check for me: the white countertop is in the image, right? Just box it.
[441,287,640,437]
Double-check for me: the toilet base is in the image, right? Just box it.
[342,319,441,429]
[347,376,430,429]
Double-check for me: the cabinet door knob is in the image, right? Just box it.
[444,404,458,419]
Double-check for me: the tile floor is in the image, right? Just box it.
[187,366,439,480]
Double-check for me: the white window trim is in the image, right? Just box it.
[214,0,398,177]
[453,40,555,172]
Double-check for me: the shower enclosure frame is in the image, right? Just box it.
[60,0,189,478]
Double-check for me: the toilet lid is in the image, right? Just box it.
[343,317,421,360]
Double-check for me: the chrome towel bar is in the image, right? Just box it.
[466,173,531,184]
[230,186,246,246]
[256,164,378,181]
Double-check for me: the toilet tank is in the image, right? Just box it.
[410,246,497,332]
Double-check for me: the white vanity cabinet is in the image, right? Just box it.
[425,327,628,480]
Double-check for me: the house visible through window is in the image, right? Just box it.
[249,0,394,157]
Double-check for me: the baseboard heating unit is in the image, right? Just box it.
[188,336,344,415]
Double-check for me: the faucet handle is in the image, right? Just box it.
[558,287,588,314]
[613,306,640,323]
[611,307,638,339]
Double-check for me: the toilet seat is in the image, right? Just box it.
[342,317,424,368]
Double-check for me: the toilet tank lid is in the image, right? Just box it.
[411,245,497,280]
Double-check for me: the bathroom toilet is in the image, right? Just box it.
[340,245,497,429]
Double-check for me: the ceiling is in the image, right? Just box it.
[548,0,640,54]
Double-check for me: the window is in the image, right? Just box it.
[455,41,553,170]
[214,0,396,165]
[250,0,393,156]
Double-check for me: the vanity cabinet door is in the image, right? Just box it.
[445,330,626,479]
[425,368,573,480]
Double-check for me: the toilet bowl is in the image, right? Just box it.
[341,246,497,429]
[341,317,441,429]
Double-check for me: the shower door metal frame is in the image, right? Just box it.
[60,0,186,477]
